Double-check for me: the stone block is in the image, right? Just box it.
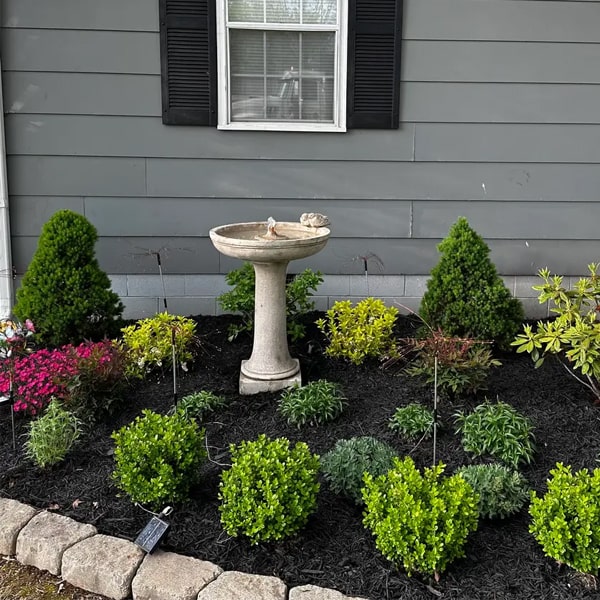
[131,550,222,600]
[62,534,144,600]
[16,511,96,575]
[289,584,367,599]
[196,571,286,600]
[0,498,38,555]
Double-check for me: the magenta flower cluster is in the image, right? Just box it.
[0,340,121,414]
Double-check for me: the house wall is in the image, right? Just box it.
[2,0,600,319]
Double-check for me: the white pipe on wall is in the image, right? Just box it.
[0,57,14,318]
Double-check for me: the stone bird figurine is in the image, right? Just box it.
[300,213,330,228]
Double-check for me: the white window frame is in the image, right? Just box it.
[216,0,347,132]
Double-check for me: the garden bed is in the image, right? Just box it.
[1,313,599,600]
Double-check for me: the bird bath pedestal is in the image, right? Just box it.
[209,221,330,395]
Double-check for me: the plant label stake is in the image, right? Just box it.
[134,506,173,553]
[0,373,16,452]
[432,355,438,467]
[171,327,178,407]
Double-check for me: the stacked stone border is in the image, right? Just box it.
[0,498,367,600]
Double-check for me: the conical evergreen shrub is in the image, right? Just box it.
[14,210,124,346]
[419,217,523,349]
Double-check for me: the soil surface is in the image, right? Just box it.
[1,313,600,600]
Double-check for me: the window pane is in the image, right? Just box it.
[266,0,300,23]
[228,0,263,23]
[229,29,335,123]
[303,0,337,24]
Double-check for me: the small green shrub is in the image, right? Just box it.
[388,403,435,439]
[219,434,320,543]
[14,209,124,346]
[119,313,197,378]
[530,463,600,574]
[419,217,523,349]
[278,380,346,427]
[172,391,226,422]
[456,464,530,520]
[455,401,535,468]
[321,436,397,504]
[25,400,82,468]
[316,298,398,364]
[111,409,206,508]
[217,263,323,341]
[362,456,479,577]
[512,264,600,402]
[404,330,501,398]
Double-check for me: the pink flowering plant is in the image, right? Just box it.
[0,318,35,360]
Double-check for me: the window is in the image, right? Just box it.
[159,0,402,130]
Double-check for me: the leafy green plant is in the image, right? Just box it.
[278,380,346,427]
[456,464,530,520]
[455,401,535,468]
[320,436,397,504]
[171,390,226,422]
[219,434,320,543]
[24,400,82,468]
[316,298,398,364]
[530,463,600,574]
[388,403,435,439]
[119,313,197,378]
[362,456,479,578]
[419,217,523,349]
[512,264,600,402]
[217,262,323,341]
[402,329,501,398]
[13,210,124,346]
[111,409,206,508]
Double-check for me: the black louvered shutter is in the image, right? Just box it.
[159,0,217,125]
[347,0,402,129]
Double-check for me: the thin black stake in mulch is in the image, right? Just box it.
[171,326,178,407]
[0,375,16,452]
[432,355,438,467]
[155,251,168,313]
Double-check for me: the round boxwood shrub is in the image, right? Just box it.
[362,456,479,577]
[320,436,397,504]
[419,217,523,349]
[530,463,600,575]
[219,434,320,544]
[111,409,206,509]
[14,210,124,346]
[456,463,530,520]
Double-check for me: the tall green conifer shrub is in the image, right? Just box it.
[419,217,523,349]
[14,210,124,346]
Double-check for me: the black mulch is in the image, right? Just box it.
[2,313,600,600]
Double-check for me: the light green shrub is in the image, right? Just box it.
[172,391,226,422]
[388,403,435,439]
[278,380,346,427]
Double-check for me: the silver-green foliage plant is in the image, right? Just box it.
[111,409,206,509]
[278,380,346,427]
[119,313,197,378]
[217,262,323,341]
[512,264,600,402]
[316,298,398,364]
[530,463,600,574]
[388,403,435,440]
[25,400,82,468]
[320,436,397,504]
[362,456,479,578]
[173,391,226,422]
[456,464,530,520]
[219,434,320,544]
[455,401,535,468]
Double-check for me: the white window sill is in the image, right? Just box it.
[217,122,347,133]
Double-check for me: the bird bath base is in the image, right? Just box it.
[239,359,302,395]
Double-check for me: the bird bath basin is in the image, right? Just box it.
[210,220,330,394]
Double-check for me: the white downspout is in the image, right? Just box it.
[0,56,14,318]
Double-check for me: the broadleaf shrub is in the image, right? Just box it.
[219,434,320,543]
[13,209,124,346]
[388,403,435,440]
[530,463,600,574]
[172,391,226,422]
[512,264,600,402]
[217,262,323,341]
[278,380,346,427]
[112,409,206,509]
[321,436,397,504]
[419,217,523,349]
[456,463,530,520]
[455,401,535,468]
[119,313,197,378]
[362,456,479,577]
[316,298,398,364]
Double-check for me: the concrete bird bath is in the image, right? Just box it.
[209,219,330,394]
